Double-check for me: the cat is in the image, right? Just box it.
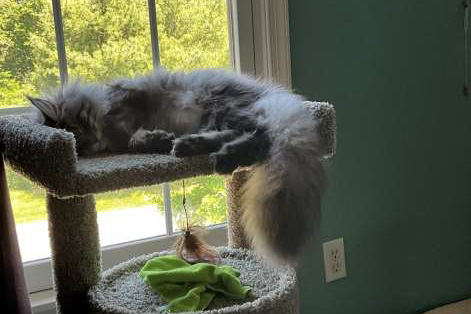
[28,68,324,264]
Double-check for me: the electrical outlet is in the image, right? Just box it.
[322,237,347,283]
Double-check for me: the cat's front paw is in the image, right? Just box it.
[129,129,175,153]
[210,151,240,174]
[172,135,205,157]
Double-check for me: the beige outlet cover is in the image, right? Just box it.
[424,299,471,314]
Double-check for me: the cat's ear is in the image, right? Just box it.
[27,96,58,120]
[27,96,61,122]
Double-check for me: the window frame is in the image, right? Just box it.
[228,0,292,87]
[0,0,292,309]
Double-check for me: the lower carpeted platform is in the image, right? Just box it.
[89,247,299,314]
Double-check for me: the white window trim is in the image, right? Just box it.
[229,0,292,87]
[0,0,292,312]
[0,107,31,116]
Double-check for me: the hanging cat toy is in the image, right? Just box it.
[173,180,221,264]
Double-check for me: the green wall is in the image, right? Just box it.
[289,1,471,313]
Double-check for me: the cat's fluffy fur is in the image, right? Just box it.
[28,68,324,264]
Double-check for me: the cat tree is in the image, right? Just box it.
[0,101,335,314]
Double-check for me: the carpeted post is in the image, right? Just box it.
[225,169,251,249]
[47,194,101,314]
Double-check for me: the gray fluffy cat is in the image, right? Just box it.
[28,68,324,264]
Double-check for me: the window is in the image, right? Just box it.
[1,0,291,304]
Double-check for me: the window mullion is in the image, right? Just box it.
[51,0,68,84]
[147,0,173,235]
[162,183,173,234]
[148,0,161,69]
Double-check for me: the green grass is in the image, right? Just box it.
[7,166,227,225]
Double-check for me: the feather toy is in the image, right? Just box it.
[174,180,220,264]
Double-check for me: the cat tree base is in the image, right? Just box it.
[88,247,299,314]
[0,101,335,313]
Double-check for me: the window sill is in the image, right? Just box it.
[0,106,31,116]
[30,289,55,314]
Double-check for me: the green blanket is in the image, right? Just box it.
[139,255,251,313]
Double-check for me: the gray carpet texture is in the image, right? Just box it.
[47,194,101,314]
[0,101,335,198]
[88,247,299,314]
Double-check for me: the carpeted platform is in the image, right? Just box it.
[0,102,335,198]
[89,247,299,314]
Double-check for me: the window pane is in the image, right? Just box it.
[62,0,153,81]
[157,0,231,230]
[60,0,157,250]
[157,0,231,71]
[8,164,166,262]
[151,176,228,232]
[11,0,231,264]
[94,187,167,247]
[157,0,231,229]
[0,0,59,108]
[8,167,49,262]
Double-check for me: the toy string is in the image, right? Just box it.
[182,180,189,230]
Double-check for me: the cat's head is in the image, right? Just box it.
[28,82,110,156]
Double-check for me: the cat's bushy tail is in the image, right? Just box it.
[241,91,325,264]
